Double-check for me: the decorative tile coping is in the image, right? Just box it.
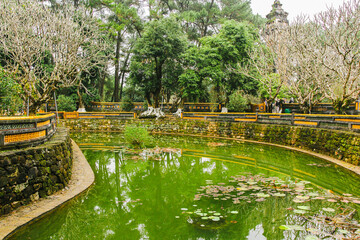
[0,114,56,149]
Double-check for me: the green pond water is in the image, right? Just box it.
[10,133,360,240]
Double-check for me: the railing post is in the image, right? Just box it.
[0,133,4,146]
[291,112,294,125]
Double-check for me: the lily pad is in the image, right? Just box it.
[273,193,286,197]
[212,217,220,221]
[279,225,305,231]
[322,208,335,212]
[256,193,270,198]
[294,209,307,214]
[230,211,239,214]
[304,235,320,240]
[297,206,310,210]
[337,229,349,234]
[308,192,319,197]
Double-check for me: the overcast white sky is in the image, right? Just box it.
[251,0,346,21]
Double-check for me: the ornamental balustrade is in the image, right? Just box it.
[0,113,56,149]
[182,112,360,132]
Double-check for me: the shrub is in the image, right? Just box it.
[57,95,77,112]
[227,91,249,112]
[121,96,134,111]
[124,125,152,149]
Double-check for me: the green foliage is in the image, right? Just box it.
[258,73,289,100]
[332,98,352,115]
[129,17,187,108]
[124,125,152,149]
[180,20,259,105]
[227,90,249,112]
[120,96,134,111]
[0,68,23,115]
[82,88,101,109]
[57,95,77,112]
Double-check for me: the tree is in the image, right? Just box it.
[312,0,360,114]
[282,16,326,113]
[189,20,258,109]
[99,0,142,102]
[0,0,109,114]
[239,23,289,111]
[129,17,187,115]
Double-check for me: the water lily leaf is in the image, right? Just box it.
[279,225,305,231]
[181,208,188,211]
[247,181,257,185]
[327,199,337,203]
[297,196,310,200]
[322,208,335,212]
[353,200,360,204]
[297,206,310,210]
[294,209,307,214]
[213,213,221,216]
[337,229,349,234]
[256,193,270,198]
[230,211,239,214]
[201,217,209,220]
[212,217,220,221]
[273,193,286,197]
[308,192,319,197]
[304,235,320,240]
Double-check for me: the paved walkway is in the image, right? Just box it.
[0,140,94,240]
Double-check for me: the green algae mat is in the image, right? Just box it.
[10,133,360,240]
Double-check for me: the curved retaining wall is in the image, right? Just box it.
[60,119,360,166]
[0,128,72,216]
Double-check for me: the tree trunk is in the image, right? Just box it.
[113,32,121,102]
[77,81,86,112]
[119,50,131,100]
[98,68,106,101]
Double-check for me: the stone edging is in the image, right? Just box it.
[0,140,94,240]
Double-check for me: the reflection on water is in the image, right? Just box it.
[10,133,360,240]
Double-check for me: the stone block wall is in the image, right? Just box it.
[60,119,360,166]
[0,128,73,216]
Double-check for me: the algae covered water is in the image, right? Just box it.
[10,133,360,239]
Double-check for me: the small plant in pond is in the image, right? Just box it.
[124,125,152,149]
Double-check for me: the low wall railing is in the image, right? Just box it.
[182,112,360,132]
[88,102,222,112]
[56,111,136,119]
[0,113,57,149]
